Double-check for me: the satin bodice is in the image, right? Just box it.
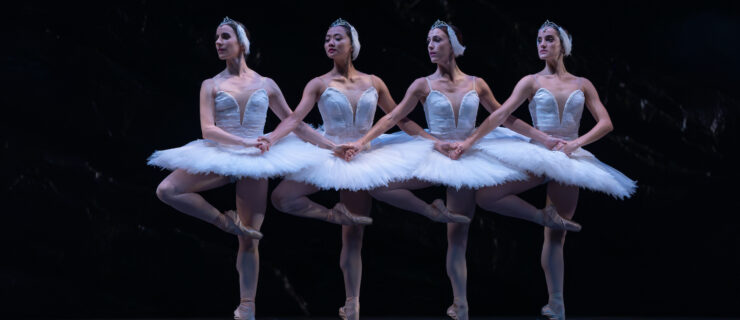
[214,89,269,139]
[318,87,378,144]
[423,78,479,141]
[528,88,585,140]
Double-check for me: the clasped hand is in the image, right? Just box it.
[447,135,571,160]
[333,141,366,161]
[254,136,271,153]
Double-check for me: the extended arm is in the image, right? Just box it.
[452,75,537,157]
[477,77,560,147]
[354,78,428,146]
[374,76,436,141]
[259,78,335,150]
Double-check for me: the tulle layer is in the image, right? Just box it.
[476,137,637,198]
[378,130,528,190]
[287,135,434,191]
[147,133,330,178]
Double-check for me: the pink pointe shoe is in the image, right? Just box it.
[327,203,373,226]
[233,298,255,320]
[221,210,264,239]
[541,205,581,232]
[338,297,359,320]
[446,297,468,320]
[541,302,565,320]
[430,199,471,224]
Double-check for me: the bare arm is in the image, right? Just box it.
[260,78,335,150]
[557,78,613,154]
[477,77,559,147]
[354,78,428,146]
[374,75,436,141]
[452,75,537,157]
[199,79,256,147]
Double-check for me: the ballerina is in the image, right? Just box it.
[147,17,327,320]
[337,20,579,320]
[451,20,637,319]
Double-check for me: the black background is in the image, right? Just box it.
[1,0,738,318]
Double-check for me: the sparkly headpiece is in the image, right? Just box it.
[330,18,361,61]
[539,20,572,57]
[430,20,466,57]
[220,16,250,55]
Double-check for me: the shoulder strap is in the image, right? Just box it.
[472,76,477,91]
[533,74,540,87]
[425,77,432,91]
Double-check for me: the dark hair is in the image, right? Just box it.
[220,19,251,59]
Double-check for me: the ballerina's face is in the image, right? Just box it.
[215,24,243,60]
[537,27,563,60]
[427,28,451,63]
[325,26,352,60]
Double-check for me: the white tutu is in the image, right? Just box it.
[147,133,330,179]
[476,137,637,199]
[378,130,528,190]
[287,134,434,191]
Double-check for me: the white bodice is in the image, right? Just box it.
[423,78,479,141]
[214,89,269,139]
[528,88,585,141]
[318,87,378,144]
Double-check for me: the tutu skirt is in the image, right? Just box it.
[377,128,529,190]
[147,133,330,179]
[476,136,636,199]
[287,134,434,191]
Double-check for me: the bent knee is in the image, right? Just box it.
[270,189,295,212]
[156,180,178,202]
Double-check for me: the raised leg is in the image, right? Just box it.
[271,179,371,225]
[476,175,580,231]
[369,179,470,223]
[155,169,251,236]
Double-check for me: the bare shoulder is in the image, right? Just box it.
[303,76,326,94]
[578,76,595,88]
[369,74,390,90]
[516,74,537,94]
[369,74,385,85]
[472,76,490,89]
[200,77,217,96]
[410,77,428,90]
[405,77,429,96]
[260,76,281,94]
[521,74,536,85]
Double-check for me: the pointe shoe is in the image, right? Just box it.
[541,206,581,232]
[541,303,565,320]
[220,210,264,239]
[327,203,373,226]
[446,298,468,320]
[234,298,255,320]
[338,298,359,320]
[430,199,471,224]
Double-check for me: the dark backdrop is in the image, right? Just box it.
[2,0,738,318]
